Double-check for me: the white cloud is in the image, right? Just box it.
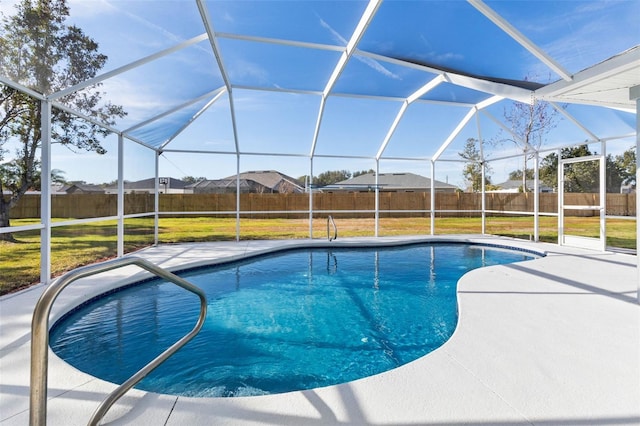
[101,77,176,126]
[68,0,117,18]
[229,58,270,85]
[0,0,19,16]
[429,51,464,64]
[512,1,638,74]
[356,55,401,80]
[318,17,348,46]
[0,0,116,20]
[318,16,401,80]
[106,2,186,46]
[417,34,464,67]
[223,11,234,23]
[71,0,200,48]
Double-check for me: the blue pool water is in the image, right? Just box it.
[50,243,536,397]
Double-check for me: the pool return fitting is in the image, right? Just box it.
[30,256,207,426]
[327,215,337,241]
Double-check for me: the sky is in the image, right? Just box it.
[1,0,638,188]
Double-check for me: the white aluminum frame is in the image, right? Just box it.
[0,0,636,297]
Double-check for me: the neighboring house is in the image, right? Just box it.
[489,179,553,193]
[51,183,67,194]
[61,183,106,194]
[323,172,459,193]
[186,178,262,194]
[620,182,635,194]
[187,170,305,194]
[104,177,188,194]
[2,184,78,195]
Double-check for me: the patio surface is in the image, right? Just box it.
[1,235,639,425]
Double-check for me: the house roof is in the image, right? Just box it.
[188,178,259,191]
[326,172,458,191]
[61,183,105,193]
[496,179,525,190]
[124,177,187,190]
[186,170,305,192]
[223,171,304,192]
[494,179,552,191]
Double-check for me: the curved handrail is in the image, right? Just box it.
[29,256,207,426]
[327,215,337,241]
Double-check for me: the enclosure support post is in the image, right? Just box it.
[40,100,52,285]
[117,134,124,257]
[557,149,563,245]
[154,152,160,245]
[236,154,240,242]
[600,141,607,252]
[375,160,379,237]
[533,151,540,242]
[477,112,486,235]
[630,84,640,304]
[481,162,486,234]
[309,158,314,239]
[430,160,435,235]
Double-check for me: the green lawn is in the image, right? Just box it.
[1,216,635,295]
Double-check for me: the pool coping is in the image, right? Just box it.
[1,235,639,425]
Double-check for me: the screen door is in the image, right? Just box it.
[558,154,606,251]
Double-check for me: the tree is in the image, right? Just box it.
[299,170,353,187]
[611,147,636,189]
[540,145,592,192]
[459,138,492,192]
[605,148,636,193]
[508,169,535,181]
[499,85,562,192]
[182,176,206,184]
[352,169,375,178]
[506,169,535,192]
[314,170,351,186]
[539,145,635,193]
[0,0,125,240]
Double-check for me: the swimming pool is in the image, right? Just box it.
[50,243,537,397]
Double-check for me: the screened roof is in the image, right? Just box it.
[1,0,639,177]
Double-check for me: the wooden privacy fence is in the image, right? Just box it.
[8,192,637,219]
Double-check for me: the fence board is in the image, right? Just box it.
[7,192,636,220]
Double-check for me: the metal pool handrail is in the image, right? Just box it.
[30,256,207,426]
[327,215,337,241]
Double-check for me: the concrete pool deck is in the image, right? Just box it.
[1,235,639,425]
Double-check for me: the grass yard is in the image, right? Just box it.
[1,216,635,295]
